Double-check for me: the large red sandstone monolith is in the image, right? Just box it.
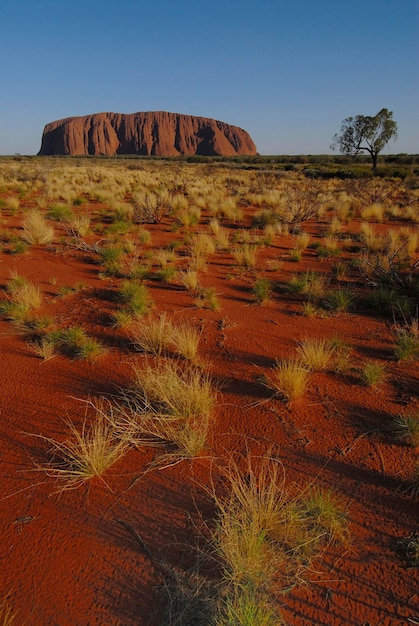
[38,111,257,157]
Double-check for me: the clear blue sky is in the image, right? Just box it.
[1,0,418,155]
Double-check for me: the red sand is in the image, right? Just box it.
[0,192,418,625]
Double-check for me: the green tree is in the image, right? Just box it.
[331,108,398,171]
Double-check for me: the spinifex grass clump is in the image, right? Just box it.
[100,245,125,276]
[195,287,220,310]
[211,455,349,623]
[233,244,259,269]
[34,403,130,490]
[360,360,386,387]
[180,268,200,293]
[68,212,91,237]
[124,359,217,459]
[212,457,299,590]
[43,326,105,360]
[266,358,310,404]
[252,278,271,305]
[209,218,230,250]
[393,325,419,362]
[301,486,349,544]
[30,335,57,361]
[323,287,354,313]
[297,337,335,371]
[388,412,419,447]
[131,312,175,356]
[214,586,281,626]
[362,286,413,319]
[119,280,153,318]
[132,359,216,422]
[0,274,42,322]
[131,313,201,362]
[22,209,55,245]
[286,271,328,301]
[171,321,202,362]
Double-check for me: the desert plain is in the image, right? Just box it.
[0,155,418,625]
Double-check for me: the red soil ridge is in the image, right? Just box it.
[38,111,258,157]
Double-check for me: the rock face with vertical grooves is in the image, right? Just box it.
[38,111,257,157]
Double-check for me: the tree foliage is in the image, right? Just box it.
[331,109,398,170]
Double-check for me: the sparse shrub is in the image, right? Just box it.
[280,182,330,226]
[133,189,171,223]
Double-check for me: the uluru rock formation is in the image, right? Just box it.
[38,111,257,157]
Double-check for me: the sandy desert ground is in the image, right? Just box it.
[0,156,418,625]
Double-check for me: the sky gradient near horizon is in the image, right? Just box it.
[1,0,418,155]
